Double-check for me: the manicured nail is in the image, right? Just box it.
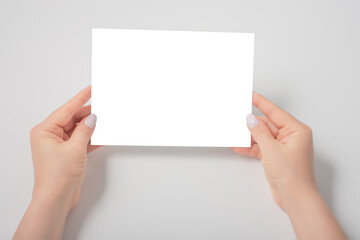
[246,114,258,128]
[85,114,97,128]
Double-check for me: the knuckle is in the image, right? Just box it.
[63,106,75,117]
[54,105,75,119]
[30,125,41,138]
[78,126,91,138]
[301,124,312,135]
[300,123,312,136]
[255,127,271,139]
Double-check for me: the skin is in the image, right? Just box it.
[13,88,346,240]
[233,92,346,240]
[13,86,99,240]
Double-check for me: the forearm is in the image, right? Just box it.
[13,186,75,240]
[284,184,346,240]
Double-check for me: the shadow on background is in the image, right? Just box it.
[252,90,336,209]
[63,146,335,239]
[63,146,242,239]
[314,154,335,209]
[63,148,109,240]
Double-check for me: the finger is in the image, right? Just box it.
[252,92,297,128]
[63,105,92,132]
[87,144,102,153]
[66,127,76,139]
[63,132,70,141]
[251,135,256,144]
[70,114,97,147]
[257,116,279,138]
[232,144,262,159]
[233,115,279,158]
[246,114,277,152]
[47,86,91,127]
[250,116,278,145]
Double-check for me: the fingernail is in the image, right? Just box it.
[85,114,97,128]
[246,114,258,128]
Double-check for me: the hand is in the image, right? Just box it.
[233,92,315,211]
[14,86,99,240]
[30,86,99,208]
[233,92,346,240]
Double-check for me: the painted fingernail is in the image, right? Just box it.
[246,114,258,129]
[85,114,97,128]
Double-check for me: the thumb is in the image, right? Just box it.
[246,114,277,151]
[70,114,97,146]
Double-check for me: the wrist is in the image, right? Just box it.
[280,181,319,214]
[16,182,76,240]
[32,180,78,213]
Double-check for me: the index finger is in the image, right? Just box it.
[252,92,297,128]
[47,86,91,127]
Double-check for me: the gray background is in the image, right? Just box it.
[0,0,359,239]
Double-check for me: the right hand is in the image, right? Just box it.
[232,92,316,212]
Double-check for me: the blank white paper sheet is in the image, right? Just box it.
[91,28,254,147]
